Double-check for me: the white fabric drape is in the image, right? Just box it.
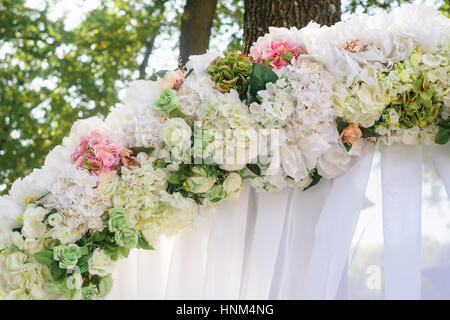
[239,189,293,299]
[109,237,173,299]
[304,143,375,299]
[108,142,449,300]
[381,144,423,300]
[164,208,216,299]
[428,144,450,198]
[271,179,333,299]
[202,184,251,299]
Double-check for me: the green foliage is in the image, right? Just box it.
[34,249,54,265]
[435,118,450,145]
[0,0,169,194]
[246,63,278,105]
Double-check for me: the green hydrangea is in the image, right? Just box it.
[205,52,252,100]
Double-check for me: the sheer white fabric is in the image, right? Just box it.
[108,143,449,300]
[381,144,423,300]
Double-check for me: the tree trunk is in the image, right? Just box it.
[243,0,341,54]
[179,0,218,66]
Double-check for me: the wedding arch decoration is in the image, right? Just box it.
[0,4,448,300]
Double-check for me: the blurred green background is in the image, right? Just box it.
[0,0,448,193]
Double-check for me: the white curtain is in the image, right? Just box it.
[109,143,449,300]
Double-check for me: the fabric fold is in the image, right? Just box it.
[428,144,450,198]
[304,143,375,299]
[240,189,293,299]
[381,144,423,300]
[164,208,216,299]
[202,184,251,299]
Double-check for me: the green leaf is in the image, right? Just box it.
[119,247,130,258]
[337,120,350,134]
[50,262,67,282]
[303,169,322,191]
[360,126,380,138]
[77,254,90,274]
[103,243,120,261]
[98,274,113,298]
[131,146,155,156]
[246,163,261,176]
[168,107,187,119]
[435,128,450,145]
[246,63,278,105]
[437,118,450,129]
[137,236,154,250]
[34,249,54,265]
[168,172,181,185]
[149,69,168,81]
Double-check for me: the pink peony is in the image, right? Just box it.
[71,130,123,175]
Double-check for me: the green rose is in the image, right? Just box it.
[53,244,82,269]
[153,88,179,113]
[108,208,129,232]
[186,166,215,193]
[98,274,113,297]
[205,185,225,202]
[115,227,139,249]
[81,285,97,300]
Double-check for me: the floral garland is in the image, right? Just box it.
[0,5,449,300]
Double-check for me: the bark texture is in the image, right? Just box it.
[243,0,341,54]
[179,0,218,66]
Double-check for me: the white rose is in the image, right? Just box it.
[317,144,354,179]
[88,248,115,277]
[223,173,243,200]
[23,238,44,254]
[22,205,47,239]
[160,118,192,159]
[47,213,63,227]
[51,226,81,244]
[6,251,28,271]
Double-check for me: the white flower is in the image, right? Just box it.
[50,226,81,245]
[9,168,53,207]
[317,143,355,179]
[5,252,28,271]
[88,248,115,277]
[160,118,192,159]
[223,173,243,200]
[22,205,47,239]
[0,196,23,230]
[47,213,63,227]
[186,51,220,77]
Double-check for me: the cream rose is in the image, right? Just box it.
[22,205,47,239]
[160,118,192,159]
[223,173,243,200]
[88,248,115,277]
